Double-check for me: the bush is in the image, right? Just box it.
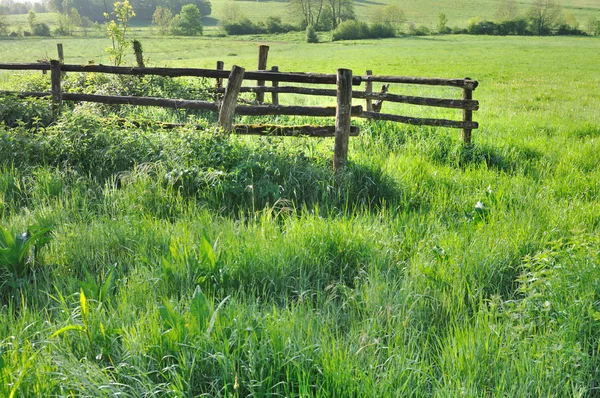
[265,16,296,34]
[171,4,203,36]
[368,22,395,38]
[408,23,430,36]
[222,17,266,35]
[306,25,318,43]
[32,22,51,36]
[555,24,587,36]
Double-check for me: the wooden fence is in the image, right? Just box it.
[0,45,479,171]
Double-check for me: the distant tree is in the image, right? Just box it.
[80,16,93,35]
[27,9,37,31]
[495,0,519,22]
[527,0,562,35]
[152,6,173,34]
[289,0,324,28]
[32,22,51,36]
[0,10,8,36]
[221,0,242,25]
[370,4,405,32]
[585,16,600,35]
[437,12,450,33]
[562,13,578,29]
[306,24,318,42]
[171,4,202,36]
[327,0,354,29]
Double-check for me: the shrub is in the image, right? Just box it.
[368,22,395,38]
[32,22,51,36]
[222,17,265,35]
[265,16,296,34]
[171,4,203,36]
[306,24,318,42]
[408,23,430,36]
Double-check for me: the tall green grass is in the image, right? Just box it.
[1,35,600,396]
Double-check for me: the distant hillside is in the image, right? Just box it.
[210,0,600,29]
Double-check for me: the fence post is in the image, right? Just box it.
[365,70,373,113]
[132,40,144,68]
[462,78,473,145]
[216,61,224,88]
[334,68,353,172]
[50,60,62,114]
[271,66,279,106]
[256,45,269,104]
[218,65,245,132]
[57,43,65,77]
[57,43,64,64]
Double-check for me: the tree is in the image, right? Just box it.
[306,24,318,42]
[585,16,600,36]
[171,4,202,36]
[152,6,173,34]
[105,0,135,65]
[437,12,449,34]
[371,4,405,32]
[528,0,562,35]
[27,9,37,31]
[495,0,518,22]
[327,0,354,29]
[289,0,324,28]
[0,10,8,36]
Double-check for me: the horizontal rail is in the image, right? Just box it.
[0,90,50,98]
[236,104,363,117]
[362,75,478,90]
[360,111,479,129]
[62,93,219,111]
[57,64,362,85]
[0,63,50,71]
[223,86,479,110]
[234,124,360,137]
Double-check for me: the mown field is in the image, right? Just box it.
[1,33,600,396]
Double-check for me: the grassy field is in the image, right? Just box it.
[3,0,600,35]
[1,33,600,396]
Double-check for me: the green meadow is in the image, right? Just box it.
[1,30,600,397]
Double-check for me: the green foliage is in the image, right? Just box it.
[32,22,51,36]
[305,24,318,42]
[171,4,202,36]
[222,17,265,35]
[0,225,51,277]
[438,12,450,34]
[152,6,172,35]
[332,19,395,41]
[104,0,135,66]
[265,16,297,34]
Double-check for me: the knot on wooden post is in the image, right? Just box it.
[218,65,245,132]
[333,68,353,172]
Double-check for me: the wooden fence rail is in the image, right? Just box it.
[0,47,479,171]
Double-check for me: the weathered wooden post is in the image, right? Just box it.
[218,65,245,132]
[365,70,373,113]
[462,77,473,145]
[57,43,65,77]
[256,45,269,104]
[271,66,279,106]
[216,61,224,88]
[333,68,353,172]
[50,60,62,114]
[57,43,64,64]
[132,40,144,68]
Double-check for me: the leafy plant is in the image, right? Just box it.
[0,225,52,277]
[104,0,135,66]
